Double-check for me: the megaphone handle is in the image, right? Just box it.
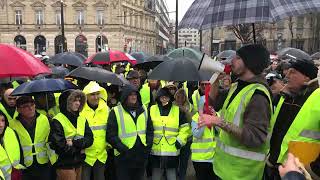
[209,72,221,84]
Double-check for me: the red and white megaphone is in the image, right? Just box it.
[199,54,232,84]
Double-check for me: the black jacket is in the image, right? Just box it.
[49,90,93,169]
[106,85,154,168]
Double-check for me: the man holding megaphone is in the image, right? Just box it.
[198,44,273,180]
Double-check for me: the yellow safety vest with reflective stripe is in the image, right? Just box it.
[10,114,52,167]
[0,127,24,180]
[214,83,273,180]
[53,113,87,141]
[191,90,201,111]
[0,103,18,126]
[275,88,320,163]
[80,99,109,166]
[150,104,190,156]
[191,113,216,162]
[140,83,151,107]
[113,104,148,156]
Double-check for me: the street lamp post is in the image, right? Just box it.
[60,0,65,53]
[175,0,178,49]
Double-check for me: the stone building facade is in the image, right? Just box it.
[0,0,157,57]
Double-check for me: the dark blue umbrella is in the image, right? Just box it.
[11,79,78,96]
[49,52,86,67]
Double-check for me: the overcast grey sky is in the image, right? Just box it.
[164,0,195,22]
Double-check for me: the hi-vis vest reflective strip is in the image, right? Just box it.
[214,83,273,180]
[192,90,200,111]
[191,113,216,162]
[140,83,151,107]
[276,88,320,163]
[81,99,109,166]
[0,127,24,180]
[54,113,86,140]
[0,103,18,125]
[10,114,51,167]
[150,104,190,156]
[113,104,148,156]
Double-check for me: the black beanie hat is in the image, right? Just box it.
[236,44,270,75]
[16,96,34,108]
[290,59,318,79]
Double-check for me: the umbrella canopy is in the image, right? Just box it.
[167,47,203,61]
[11,79,78,96]
[277,48,311,61]
[50,66,70,79]
[66,66,129,86]
[180,0,320,30]
[148,57,202,81]
[0,44,51,78]
[130,52,149,64]
[50,52,86,67]
[311,52,320,60]
[134,55,172,70]
[84,50,137,65]
[216,50,236,62]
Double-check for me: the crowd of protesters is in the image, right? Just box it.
[0,43,319,180]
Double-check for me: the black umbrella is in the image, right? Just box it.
[50,66,70,79]
[134,55,172,70]
[11,79,78,96]
[148,57,202,81]
[311,52,320,60]
[50,52,86,67]
[277,48,311,61]
[66,67,129,86]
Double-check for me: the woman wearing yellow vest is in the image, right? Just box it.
[199,44,273,180]
[107,85,154,180]
[49,90,93,180]
[150,87,191,180]
[10,96,53,180]
[0,111,24,180]
[80,82,109,180]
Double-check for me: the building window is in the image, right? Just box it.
[15,10,22,25]
[14,35,27,50]
[56,10,61,25]
[96,10,104,25]
[124,11,127,25]
[36,10,44,25]
[77,10,84,25]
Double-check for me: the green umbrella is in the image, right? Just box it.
[167,47,203,61]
